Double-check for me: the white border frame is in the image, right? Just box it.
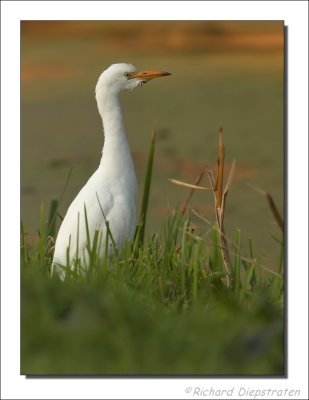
[1,1,308,399]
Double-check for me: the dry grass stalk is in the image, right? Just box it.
[180,166,208,215]
[169,127,235,288]
[247,183,284,233]
[170,167,207,253]
[266,193,284,233]
[169,178,210,191]
[207,127,235,288]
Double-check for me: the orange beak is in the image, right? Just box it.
[129,70,171,81]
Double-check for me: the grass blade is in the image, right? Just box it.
[233,229,241,293]
[181,218,190,293]
[192,241,202,303]
[47,199,59,239]
[21,221,28,268]
[136,129,156,248]
[38,203,47,265]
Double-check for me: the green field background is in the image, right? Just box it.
[21,21,284,267]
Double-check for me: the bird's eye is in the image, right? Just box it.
[124,72,130,79]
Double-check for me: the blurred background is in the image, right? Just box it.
[21,21,284,267]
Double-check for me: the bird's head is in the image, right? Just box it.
[96,63,171,96]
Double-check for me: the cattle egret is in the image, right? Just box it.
[52,63,171,277]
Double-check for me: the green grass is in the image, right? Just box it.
[21,211,284,375]
[21,136,284,376]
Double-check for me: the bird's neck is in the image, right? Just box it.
[97,90,136,181]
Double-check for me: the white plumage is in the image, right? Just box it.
[52,63,170,277]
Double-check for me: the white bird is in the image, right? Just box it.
[52,63,171,277]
